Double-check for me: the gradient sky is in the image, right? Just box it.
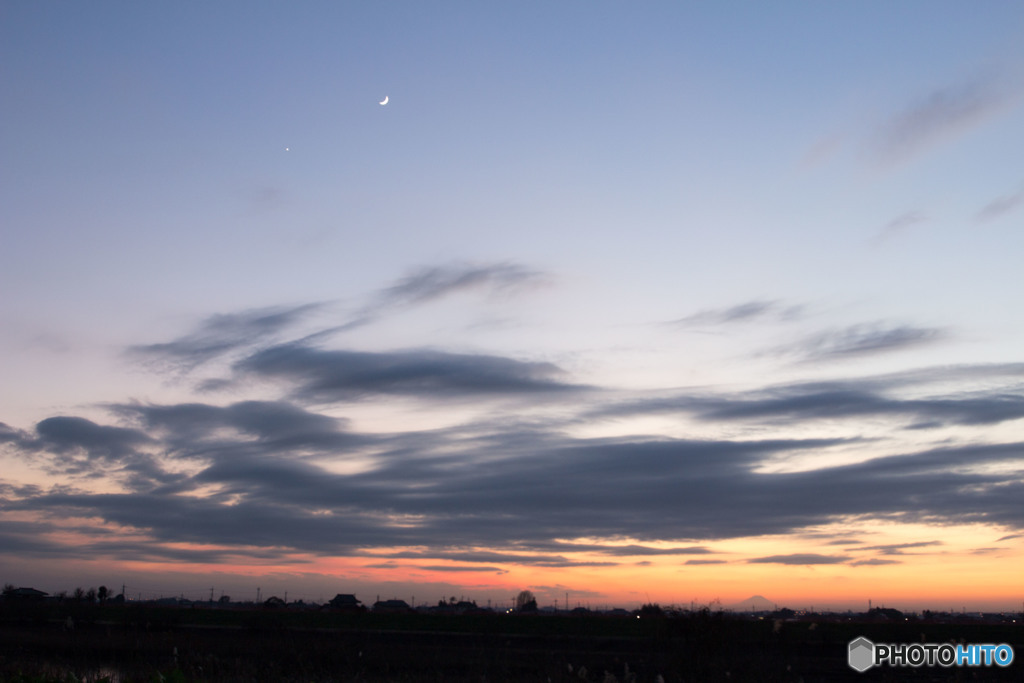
[2,2,1023,612]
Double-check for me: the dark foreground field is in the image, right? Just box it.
[1,604,1020,682]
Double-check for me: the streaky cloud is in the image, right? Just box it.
[129,304,321,371]
[114,400,355,450]
[872,75,1020,166]
[976,186,1024,222]
[857,541,943,555]
[4,429,1024,560]
[873,211,928,243]
[339,262,550,333]
[776,323,944,361]
[413,565,506,573]
[381,262,547,308]
[592,373,1024,428]
[670,300,802,328]
[748,554,850,565]
[591,545,713,556]
[235,344,583,401]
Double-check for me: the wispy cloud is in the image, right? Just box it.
[593,370,1024,429]
[748,554,850,565]
[591,545,712,557]
[858,541,943,555]
[872,75,1020,166]
[873,211,928,243]
[380,262,546,308]
[976,186,1024,223]
[413,565,507,573]
[340,262,549,333]
[129,304,321,371]
[776,323,945,361]
[848,558,902,567]
[670,300,802,328]
[128,263,549,374]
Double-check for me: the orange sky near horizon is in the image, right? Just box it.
[3,516,1020,613]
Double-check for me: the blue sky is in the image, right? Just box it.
[2,2,1023,609]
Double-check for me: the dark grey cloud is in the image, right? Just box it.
[748,554,850,565]
[4,298,1022,574]
[0,516,274,564]
[0,421,24,443]
[5,416,169,482]
[32,416,153,459]
[413,565,506,573]
[593,375,1024,429]
[6,401,1023,565]
[235,344,582,401]
[671,300,802,328]
[775,323,944,361]
[848,558,901,567]
[113,400,359,454]
[996,533,1022,542]
[872,76,1019,166]
[371,549,595,567]
[590,545,712,557]
[976,186,1024,222]
[684,559,727,565]
[858,541,943,555]
[129,304,320,371]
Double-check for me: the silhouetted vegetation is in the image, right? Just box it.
[1,593,1022,681]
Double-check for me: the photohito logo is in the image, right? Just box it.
[848,637,1014,671]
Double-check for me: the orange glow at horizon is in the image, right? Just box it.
[13,519,1015,612]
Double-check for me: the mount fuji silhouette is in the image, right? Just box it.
[729,595,775,611]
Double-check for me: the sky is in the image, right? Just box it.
[1,1,1023,612]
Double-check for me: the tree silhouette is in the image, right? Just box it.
[97,586,109,603]
[639,603,664,618]
[515,590,537,612]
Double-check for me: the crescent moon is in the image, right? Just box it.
[379,96,389,106]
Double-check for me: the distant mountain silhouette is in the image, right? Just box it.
[729,595,775,611]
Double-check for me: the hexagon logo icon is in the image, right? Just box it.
[848,636,875,672]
